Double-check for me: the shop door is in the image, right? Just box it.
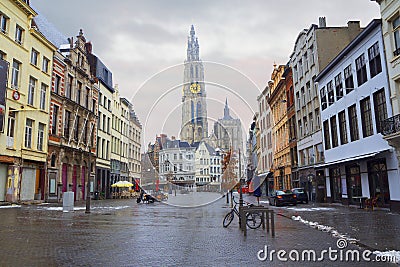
[346,165,362,204]
[62,164,68,192]
[72,165,78,201]
[21,168,36,201]
[368,159,390,206]
[329,168,342,202]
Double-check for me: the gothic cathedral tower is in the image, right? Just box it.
[180,25,208,143]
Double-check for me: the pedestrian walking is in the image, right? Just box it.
[252,175,262,205]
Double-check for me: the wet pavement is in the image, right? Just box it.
[270,200,400,252]
[0,192,398,266]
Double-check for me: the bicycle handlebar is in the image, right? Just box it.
[231,196,254,206]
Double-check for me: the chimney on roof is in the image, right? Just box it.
[160,134,167,146]
[347,21,361,31]
[68,37,73,48]
[85,42,92,54]
[319,17,326,28]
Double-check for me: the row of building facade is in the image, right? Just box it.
[0,0,141,202]
[143,135,225,192]
[249,1,400,211]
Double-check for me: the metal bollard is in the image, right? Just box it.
[230,190,233,208]
[271,211,275,237]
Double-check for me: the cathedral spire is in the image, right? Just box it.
[190,25,195,38]
[187,25,199,61]
[223,98,233,120]
[181,25,207,144]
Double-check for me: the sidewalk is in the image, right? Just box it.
[260,199,400,254]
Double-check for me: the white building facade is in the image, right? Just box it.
[209,148,222,191]
[316,19,400,210]
[375,0,400,175]
[257,86,273,174]
[158,140,195,188]
[195,141,212,184]
[290,18,362,201]
[257,86,274,196]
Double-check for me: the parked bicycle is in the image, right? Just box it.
[223,197,262,229]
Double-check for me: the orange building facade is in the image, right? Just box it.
[268,64,292,190]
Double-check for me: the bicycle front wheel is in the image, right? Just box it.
[223,211,235,228]
[246,212,262,229]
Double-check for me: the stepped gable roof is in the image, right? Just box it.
[204,142,216,155]
[193,141,216,155]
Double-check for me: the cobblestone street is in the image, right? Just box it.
[0,192,397,266]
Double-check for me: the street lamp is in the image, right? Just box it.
[85,145,91,213]
[238,148,243,209]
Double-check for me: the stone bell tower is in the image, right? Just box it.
[180,25,208,144]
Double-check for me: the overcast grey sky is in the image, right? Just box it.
[30,0,380,147]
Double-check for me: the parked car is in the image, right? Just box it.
[268,190,297,207]
[292,188,309,204]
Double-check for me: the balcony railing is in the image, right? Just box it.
[382,114,400,136]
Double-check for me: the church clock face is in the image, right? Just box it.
[190,82,201,94]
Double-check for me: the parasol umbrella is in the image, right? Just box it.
[111,181,134,188]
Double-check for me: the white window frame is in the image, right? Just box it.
[310,45,315,65]
[42,57,49,73]
[28,76,36,106]
[11,59,20,89]
[40,83,47,110]
[392,16,400,57]
[0,13,8,34]
[293,66,298,82]
[304,52,309,71]
[37,123,44,151]
[30,49,38,66]
[6,110,15,147]
[299,60,303,77]
[25,118,33,148]
[15,25,23,45]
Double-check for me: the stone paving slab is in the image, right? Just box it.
[0,196,396,266]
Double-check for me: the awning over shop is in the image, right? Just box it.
[313,149,389,169]
[252,172,273,181]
